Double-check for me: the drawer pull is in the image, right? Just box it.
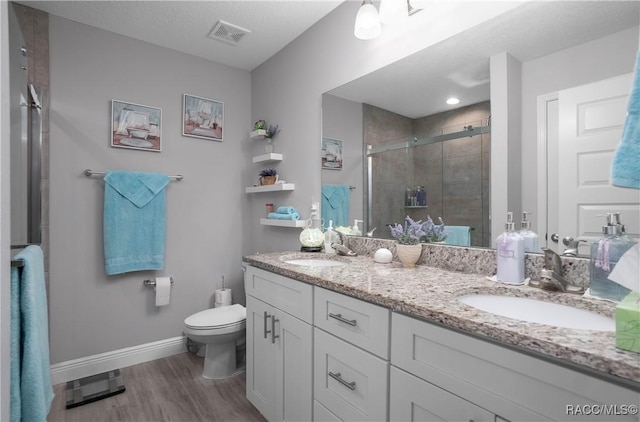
[271,316,280,344]
[328,371,356,391]
[328,312,357,326]
[263,311,271,339]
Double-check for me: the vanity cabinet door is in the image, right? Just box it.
[246,289,313,422]
[246,295,278,420]
[390,366,494,422]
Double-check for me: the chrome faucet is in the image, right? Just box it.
[537,248,583,294]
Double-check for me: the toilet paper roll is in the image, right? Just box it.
[155,277,172,307]
[214,289,232,307]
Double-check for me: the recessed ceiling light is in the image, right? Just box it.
[446,97,460,105]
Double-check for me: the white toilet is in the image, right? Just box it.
[183,304,246,379]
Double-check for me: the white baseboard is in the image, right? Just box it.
[50,335,187,385]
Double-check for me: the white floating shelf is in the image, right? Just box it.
[245,183,295,193]
[252,153,283,163]
[250,129,267,139]
[260,218,306,228]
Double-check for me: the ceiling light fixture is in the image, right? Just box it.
[354,0,382,40]
[355,0,421,40]
[446,97,460,105]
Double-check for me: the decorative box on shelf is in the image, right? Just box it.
[260,218,306,228]
[252,153,283,163]
[245,183,295,193]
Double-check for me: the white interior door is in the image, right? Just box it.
[557,73,639,255]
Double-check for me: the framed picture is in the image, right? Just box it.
[322,138,343,170]
[111,100,162,152]
[182,94,224,141]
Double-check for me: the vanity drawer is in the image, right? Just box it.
[314,328,389,421]
[244,265,313,323]
[314,287,390,359]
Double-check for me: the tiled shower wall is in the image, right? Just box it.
[12,3,49,275]
[364,102,491,247]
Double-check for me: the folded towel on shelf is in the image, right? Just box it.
[322,184,350,227]
[268,212,300,220]
[103,171,170,275]
[276,206,298,215]
[443,226,471,247]
[612,50,640,189]
[11,246,54,422]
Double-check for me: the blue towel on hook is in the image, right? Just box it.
[322,184,350,227]
[443,226,471,247]
[11,246,54,422]
[612,50,640,189]
[103,171,170,275]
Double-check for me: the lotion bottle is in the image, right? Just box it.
[496,212,525,283]
[519,211,539,253]
[324,220,338,254]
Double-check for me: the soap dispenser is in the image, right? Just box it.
[589,212,637,301]
[519,211,539,253]
[496,212,525,284]
[351,219,363,236]
[324,220,338,254]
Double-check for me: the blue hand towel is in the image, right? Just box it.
[443,226,471,247]
[11,246,54,422]
[104,171,170,275]
[321,185,350,227]
[612,50,640,189]
[268,212,300,220]
[276,206,298,215]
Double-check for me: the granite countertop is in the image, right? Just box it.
[243,251,640,388]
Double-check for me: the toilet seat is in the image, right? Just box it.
[184,304,246,331]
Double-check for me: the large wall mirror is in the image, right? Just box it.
[321,1,640,253]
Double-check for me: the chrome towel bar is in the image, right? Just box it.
[84,169,184,181]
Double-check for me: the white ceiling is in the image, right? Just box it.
[16,0,345,71]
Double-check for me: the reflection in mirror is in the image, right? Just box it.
[364,102,491,247]
[321,1,640,251]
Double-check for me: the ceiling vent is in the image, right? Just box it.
[208,20,251,46]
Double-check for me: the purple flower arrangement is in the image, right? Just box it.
[389,216,446,245]
[265,124,279,139]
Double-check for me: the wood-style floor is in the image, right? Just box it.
[48,352,266,422]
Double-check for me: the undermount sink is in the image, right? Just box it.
[284,258,347,267]
[457,294,615,331]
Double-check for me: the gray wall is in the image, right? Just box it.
[48,16,251,363]
[321,94,363,227]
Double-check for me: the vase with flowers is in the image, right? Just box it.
[389,216,425,268]
[389,216,446,267]
[259,168,278,186]
[264,124,279,153]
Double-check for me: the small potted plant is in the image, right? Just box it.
[389,216,425,268]
[259,168,278,186]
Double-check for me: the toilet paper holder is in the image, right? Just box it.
[143,277,174,288]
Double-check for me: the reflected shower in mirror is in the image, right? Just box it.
[365,102,491,247]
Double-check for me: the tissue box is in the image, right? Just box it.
[615,291,640,353]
